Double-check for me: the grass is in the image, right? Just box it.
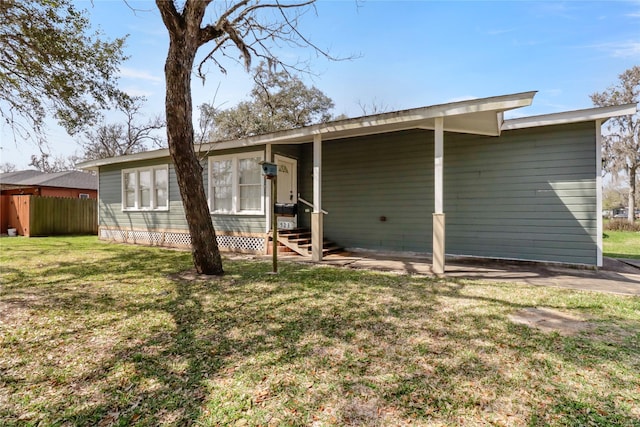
[603,230,640,260]
[1,236,639,426]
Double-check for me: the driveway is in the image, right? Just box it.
[315,253,640,296]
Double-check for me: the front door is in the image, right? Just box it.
[275,154,297,230]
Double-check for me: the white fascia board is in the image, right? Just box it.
[77,91,537,170]
[502,103,638,131]
[76,148,171,170]
[197,91,536,148]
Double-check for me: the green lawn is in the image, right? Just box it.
[1,236,639,426]
[603,230,640,259]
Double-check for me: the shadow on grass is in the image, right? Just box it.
[1,239,639,425]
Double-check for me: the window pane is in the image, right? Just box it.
[139,170,151,208]
[124,172,136,208]
[214,186,232,212]
[212,160,232,212]
[239,185,261,210]
[238,157,261,211]
[239,157,260,184]
[155,168,168,208]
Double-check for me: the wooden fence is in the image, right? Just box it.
[1,195,97,236]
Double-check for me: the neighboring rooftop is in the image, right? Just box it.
[0,170,98,190]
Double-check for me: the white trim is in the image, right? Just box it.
[595,120,603,268]
[502,103,637,131]
[208,151,264,215]
[121,165,169,212]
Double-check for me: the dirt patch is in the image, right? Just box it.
[508,307,594,336]
[168,269,228,283]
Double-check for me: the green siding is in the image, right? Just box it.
[98,122,598,265]
[99,154,266,234]
[445,123,597,264]
[302,130,434,252]
[301,123,597,265]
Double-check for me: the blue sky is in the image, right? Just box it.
[2,0,639,169]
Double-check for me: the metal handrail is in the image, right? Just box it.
[298,196,328,214]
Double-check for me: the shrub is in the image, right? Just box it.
[604,218,640,232]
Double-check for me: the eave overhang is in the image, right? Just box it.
[502,103,638,131]
[78,91,537,170]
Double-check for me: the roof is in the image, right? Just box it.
[76,92,638,170]
[502,103,638,130]
[0,170,98,190]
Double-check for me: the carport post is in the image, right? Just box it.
[311,134,323,262]
[433,117,445,275]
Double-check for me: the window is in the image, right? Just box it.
[122,165,169,211]
[209,152,263,214]
[79,193,90,199]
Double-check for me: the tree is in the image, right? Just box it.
[156,0,334,275]
[29,152,78,173]
[81,97,166,161]
[0,162,17,173]
[602,181,628,211]
[0,0,128,141]
[203,63,334,141]
[591,66,640,223]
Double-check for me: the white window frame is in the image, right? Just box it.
[121,165,170,211]
[208,151,264,215]
[79,193,90,199]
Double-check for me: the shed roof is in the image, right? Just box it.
[0,170,98,190]
[76,92,638,170]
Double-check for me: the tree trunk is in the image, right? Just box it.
[629,167,637,223]
[163,34,224,275]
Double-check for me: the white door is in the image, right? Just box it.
[275,155,297,230]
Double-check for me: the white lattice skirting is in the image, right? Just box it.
[99,228,265,253]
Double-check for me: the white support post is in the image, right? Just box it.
[595,120,603,268]
[434,117,444,214]
[265,144,272,234]
[312,134,323,261]
[433,117,445,275]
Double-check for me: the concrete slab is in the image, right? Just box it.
[248,252,640,296]
[319,253,640,296]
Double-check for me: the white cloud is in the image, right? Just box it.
[586,41,640,59]
[608,41,640,58]
[487,28,515,36]
[119,67,163,84]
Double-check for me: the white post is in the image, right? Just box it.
[434,117,444,214]
[595,120,603,268]
[312,134,323,261]
[265,144,272,234]
[433,117,445,275]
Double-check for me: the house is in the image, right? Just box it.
[77,92,637,271]
[0,170,98,199]
[0,170,98,235]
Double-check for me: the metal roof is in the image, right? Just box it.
[0,170,98,190]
